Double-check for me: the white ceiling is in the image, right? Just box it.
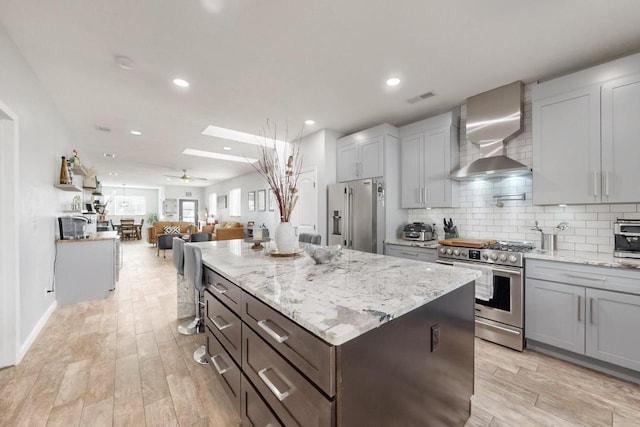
[2,0,640,188]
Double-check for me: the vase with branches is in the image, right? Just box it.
[251,120,304,252]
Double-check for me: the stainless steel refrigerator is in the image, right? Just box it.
[328,179,385,254]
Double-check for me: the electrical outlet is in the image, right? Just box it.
[431,324,440,352]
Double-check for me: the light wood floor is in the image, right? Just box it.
[1,240,639,426]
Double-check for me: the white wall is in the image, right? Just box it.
[205,171,281,233]
[297,129,341,240]
[408,82,640,253]
[0,23,75,355]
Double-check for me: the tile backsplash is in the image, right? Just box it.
[408,83,640,253]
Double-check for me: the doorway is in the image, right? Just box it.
[179,199,198,224]
[0,101,20,368]
[291,169,317,237]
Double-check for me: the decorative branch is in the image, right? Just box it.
[251,120,304,222]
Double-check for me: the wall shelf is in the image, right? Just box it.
[54,182,82,192]
[71,165,87,177]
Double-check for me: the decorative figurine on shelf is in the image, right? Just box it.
[59,156,69,184]
[69,149,81,167]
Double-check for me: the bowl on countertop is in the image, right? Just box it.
[304,244,341,264]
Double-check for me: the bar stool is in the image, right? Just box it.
[173,237,195,320]
[181,244,208,365]
[299,232,322,245]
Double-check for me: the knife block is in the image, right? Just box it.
[444,227,458,239]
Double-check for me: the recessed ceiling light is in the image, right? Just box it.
[166,178,172,181]
[305,120,315,125]
[130,130,142,136]
[173,78,190,88]
[115,55,135,71]
[223,146,232,151]
[183,148,258,163]
[386,77,401,86]
[103,153,116,158]
[108,172,119,176]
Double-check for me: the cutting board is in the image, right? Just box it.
[438,238,497,248]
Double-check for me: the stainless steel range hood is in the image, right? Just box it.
[450,81,531,181]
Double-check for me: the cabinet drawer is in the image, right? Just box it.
[385,244,436,263]
[526,259,640,295]
[241,375,283,427]
[204,267,242,314]
[205,325,241,413]
[205,290,241,365]
[242,291,335,397]
[242,324,334,427]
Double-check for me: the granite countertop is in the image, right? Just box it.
[526,250,640,270]
[385,238,439,249]
[192,239,480,346]
[56,231,120,243]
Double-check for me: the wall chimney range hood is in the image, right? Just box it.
[450,81,532,181]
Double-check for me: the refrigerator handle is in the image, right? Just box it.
[347,187,354,248]
[343,188,349,246]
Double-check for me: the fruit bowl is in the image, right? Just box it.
[304,244,341,264]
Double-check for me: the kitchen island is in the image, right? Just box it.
[191,239,480,426]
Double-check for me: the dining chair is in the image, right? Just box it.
[120,218,136,241]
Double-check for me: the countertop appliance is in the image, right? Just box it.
[437,239,535,351]
[614,218,640,258]
[328,179,384,254]
[81,212,97,234]
[402,222,435,241]
[58,215,89,240]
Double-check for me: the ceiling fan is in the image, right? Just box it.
[164,169,207,182]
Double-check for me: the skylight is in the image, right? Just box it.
[183,148,258,163]
[201,125,287,148]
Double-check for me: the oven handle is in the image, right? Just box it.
[437,260,521,276]
[475,319,521,335]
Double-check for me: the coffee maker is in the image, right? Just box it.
[58,216,89,240]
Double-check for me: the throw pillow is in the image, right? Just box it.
[163,225,181,234]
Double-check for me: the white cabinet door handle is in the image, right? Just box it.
[567,273,606,282]
[577,295,582,322]
[590,297,595,325]
[593,171,599,197]
[605,170,610,197]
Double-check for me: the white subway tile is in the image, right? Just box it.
[575,213,598,221]
[586,236,610,245]
[611,204,637,212]
[575,243,598,252]
[586,205,610,212]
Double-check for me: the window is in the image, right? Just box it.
[114,196,146,215]
[208,193,217,217]
[229,187,241,217]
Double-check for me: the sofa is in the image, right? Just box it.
[147,221,194,245]
[202,221,244,241]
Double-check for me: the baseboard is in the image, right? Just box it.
[17,300,57,363]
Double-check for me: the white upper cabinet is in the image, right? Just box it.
[399,112,459,208]
[532,52,640,205]
[337,133,384,182]
[601,73,640,203]
[532,85,601,205]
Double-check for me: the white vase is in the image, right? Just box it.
[274,222,296,254]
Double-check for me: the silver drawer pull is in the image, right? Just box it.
[567,273,606,282]
[210,282,228,294]
[258,368,292,401]
[211,354,230,375]
[401,251,419,257]
[475,319,521,335]
[210,315,231,331]
[257,320,289,343]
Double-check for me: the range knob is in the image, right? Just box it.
[439,248,447,255]
[499,254,507,262]
[453,249,460,256]
[446,248,453,255]
[508,255,518,263]
[490,253,498,260]
[482,253,489,260]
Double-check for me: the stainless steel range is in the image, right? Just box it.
[437,240,534,351]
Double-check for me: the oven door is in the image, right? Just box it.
[437,260,523,328]
[474,265,522,328]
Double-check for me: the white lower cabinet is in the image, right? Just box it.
[525,259,640,372]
